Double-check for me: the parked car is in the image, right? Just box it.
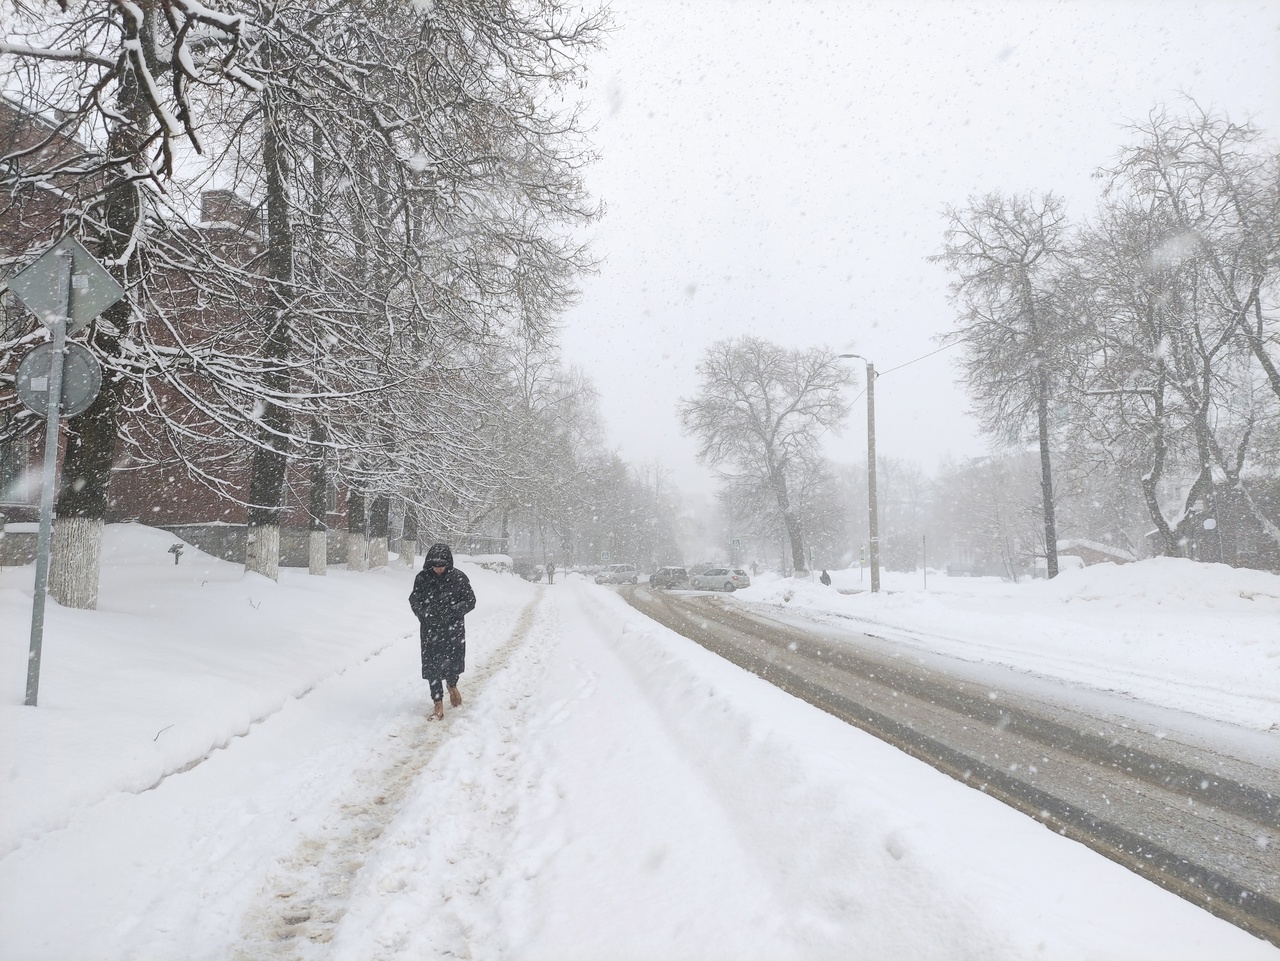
[689,567,747,591]
[649,566,689,589]
[594,563,638,585]
[730,568,751,588]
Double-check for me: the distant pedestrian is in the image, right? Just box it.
[819,569,831,586]
[750,561,758,577]
[546,560,556,584]
[409,543,476,720]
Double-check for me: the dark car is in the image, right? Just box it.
[649,566,689,589]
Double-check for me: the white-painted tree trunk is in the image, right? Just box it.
[399,538,416,568]
[49,516,103,610]
[347,532,369,571]
[245,524,280,581]
[309,530,327,575]
[368,536,388,569]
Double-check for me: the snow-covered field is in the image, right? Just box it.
[740,561,1280,734]
[1,524,1277,960]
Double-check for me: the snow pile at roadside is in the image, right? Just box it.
[461,552,513,572]
[733,558,1280,731]
[2,526,1277,959]
[2,524,447,855]
[573,584,1276,960]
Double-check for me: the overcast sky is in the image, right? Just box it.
[557,0,1280,498]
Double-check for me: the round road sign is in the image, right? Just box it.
[15,343,103,418]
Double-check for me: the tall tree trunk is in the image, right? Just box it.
[50,7,152,609]
[347,489,368,571]
[400,502,418,568]
[1137,375,1183,557]
[1140,374,1221,558]
[1238,295,1280,402]
[368,494,389,568]
[51,376,127,609]
[304,126,328,578]
[244,80,294,581]
[307,420,327,575]
[1035,365,1059,578]
[769,468,808,574]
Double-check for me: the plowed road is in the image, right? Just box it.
[620,585,1280,948]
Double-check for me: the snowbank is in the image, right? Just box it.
[734,559,1280,731]
[2,528,1276,959]
[0,524,427,854]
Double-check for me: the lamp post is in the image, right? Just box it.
[839,353,879,593]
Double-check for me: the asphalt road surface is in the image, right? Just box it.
[619,584,1280,948]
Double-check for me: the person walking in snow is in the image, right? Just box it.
[409,543,477,720]
[546,559,556,584]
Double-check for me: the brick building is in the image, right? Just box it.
[2,101,350,562]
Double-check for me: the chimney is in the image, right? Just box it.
[201,189,259,234]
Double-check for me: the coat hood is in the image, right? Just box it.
[424,543,454,570]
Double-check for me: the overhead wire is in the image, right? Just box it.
[877,340,959,377]
[841,336,961,404]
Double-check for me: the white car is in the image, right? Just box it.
[594,563,638,585]
[688,567,748,591]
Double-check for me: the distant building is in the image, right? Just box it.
[1055,538,1136,567]
[1,97,92,514]
[1,100,349,562]
[1141,481,1280,573]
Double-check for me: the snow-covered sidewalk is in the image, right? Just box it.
[1,525,1277,959]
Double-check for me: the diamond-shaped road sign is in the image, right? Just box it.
[6,236,125,334]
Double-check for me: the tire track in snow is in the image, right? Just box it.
[230,592,545,959]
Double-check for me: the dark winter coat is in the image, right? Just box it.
[409,544,476,681]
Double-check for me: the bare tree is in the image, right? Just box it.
[2,0,606,583]
[1066,103,1280,559]
[931,454,1044,580]
[934,192,1076,578]
[1,1,257,608]
[240,0,605,574]
[1109,103,1280,402]
[679,337,852,575]
[3,0,612,593]
[875,456,929,572]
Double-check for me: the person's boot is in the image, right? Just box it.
[448,685,462,708]
[431,699,444,720]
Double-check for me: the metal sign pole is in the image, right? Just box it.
[25,250,72,707]
[8,236,118,706]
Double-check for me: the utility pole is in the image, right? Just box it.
[839,354,879,592]
[865,361,879,593]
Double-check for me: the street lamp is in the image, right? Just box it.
[838,353,879,593]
